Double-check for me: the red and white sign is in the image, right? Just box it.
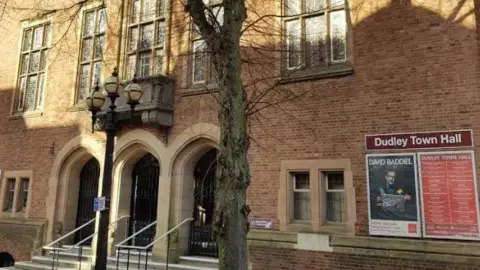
[365,130,473,150]
[418,151,480,240]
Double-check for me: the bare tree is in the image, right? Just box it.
[185,1,250,269]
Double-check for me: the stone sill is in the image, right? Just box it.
[181,83,219,97]
[247,230,298,249]
[9,111,43,120]
[279,66,354,84]
[0,217,46,227]
[69,104,88,112]
[331,235,480,257]
[248,229,297,243]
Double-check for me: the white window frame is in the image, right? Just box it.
[323,171,345,223]
[283,0,347,71]
[17,178,30,212]
[291,171,311,222]
[125,0,166,79]
[14,22,51,114]
[3,178,16,212]
[189,3,223,85]
[74,7,107,104]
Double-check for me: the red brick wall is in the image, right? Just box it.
[243,0,480,235]
[0,222,42,262]
[249,247,480,270]
[0,0,478,265]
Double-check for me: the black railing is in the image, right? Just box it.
[42,215,130,270]
[189,225,218,257]
[115,218,194,270]
[115,247,151,270]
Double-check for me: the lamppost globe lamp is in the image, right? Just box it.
[85,83,106,111]
[85,82,105,132]
[103,67,123,97]
[124,75,143,108]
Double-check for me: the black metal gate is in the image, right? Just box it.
[189,149,218,257]
[129,153,160,247]
[74,158,100,244]
[0,252,14,267]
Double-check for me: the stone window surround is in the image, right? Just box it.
[68,1,105,110]
[73,6,107,105]
[0,170,33,219]
[278,159,356,234]
[180,1,223,95]
[123,0,168,79]
[274,0,354,84]
[10,16,52,118]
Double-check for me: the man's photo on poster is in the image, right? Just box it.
[367,154,419,222]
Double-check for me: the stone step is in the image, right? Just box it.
[110,255,217,270]
[45,249,91,262]
[14,259,216,270]
[31,256,91,269]
[14,261,78,270]
[179,256,218,269]
[16,246,217,270]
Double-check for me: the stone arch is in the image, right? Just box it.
[45,135,105,243]
[109,129,165,247]
[167,123,220,176]
[167,123,219,257]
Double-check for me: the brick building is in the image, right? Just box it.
[0,0,479,269]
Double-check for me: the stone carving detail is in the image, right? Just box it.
[95,76,174,129]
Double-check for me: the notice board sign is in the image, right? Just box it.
[366,154,421,237]
[249,218,273,229]
[418,151,480,240]
[365,130,473,151]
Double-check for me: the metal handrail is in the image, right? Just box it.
[114,218,194,270]
[45,215,131,251]
[116,218,193,250]
[146,218,194,249]
[44,215,130,270]
[115,220,157,247]
[43,218,96,249]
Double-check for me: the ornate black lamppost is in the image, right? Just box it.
[85,68,143,270]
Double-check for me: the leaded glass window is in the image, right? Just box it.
[126,0,166,79]
[15,23,50,113]
[190,0,223,85]
[283,0,347,70]
[75,8,106,104]
[3,179,15,212]
[17,178,30,212]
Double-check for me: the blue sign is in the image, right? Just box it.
[93,197,106,212]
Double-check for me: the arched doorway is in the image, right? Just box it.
[129,153,160,246]
[74,158,100,243]
[189,149,218,257]
[0,252,14,267]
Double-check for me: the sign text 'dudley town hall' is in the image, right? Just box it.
[365,130,473,150]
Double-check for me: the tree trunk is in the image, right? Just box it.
[214,54,250,270]
[213,21,250,270]
[185,1,249,269]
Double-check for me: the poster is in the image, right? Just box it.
[418,151,480,240]
[366,154,421,237]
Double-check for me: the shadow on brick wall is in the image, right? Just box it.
[0,86,83,261]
